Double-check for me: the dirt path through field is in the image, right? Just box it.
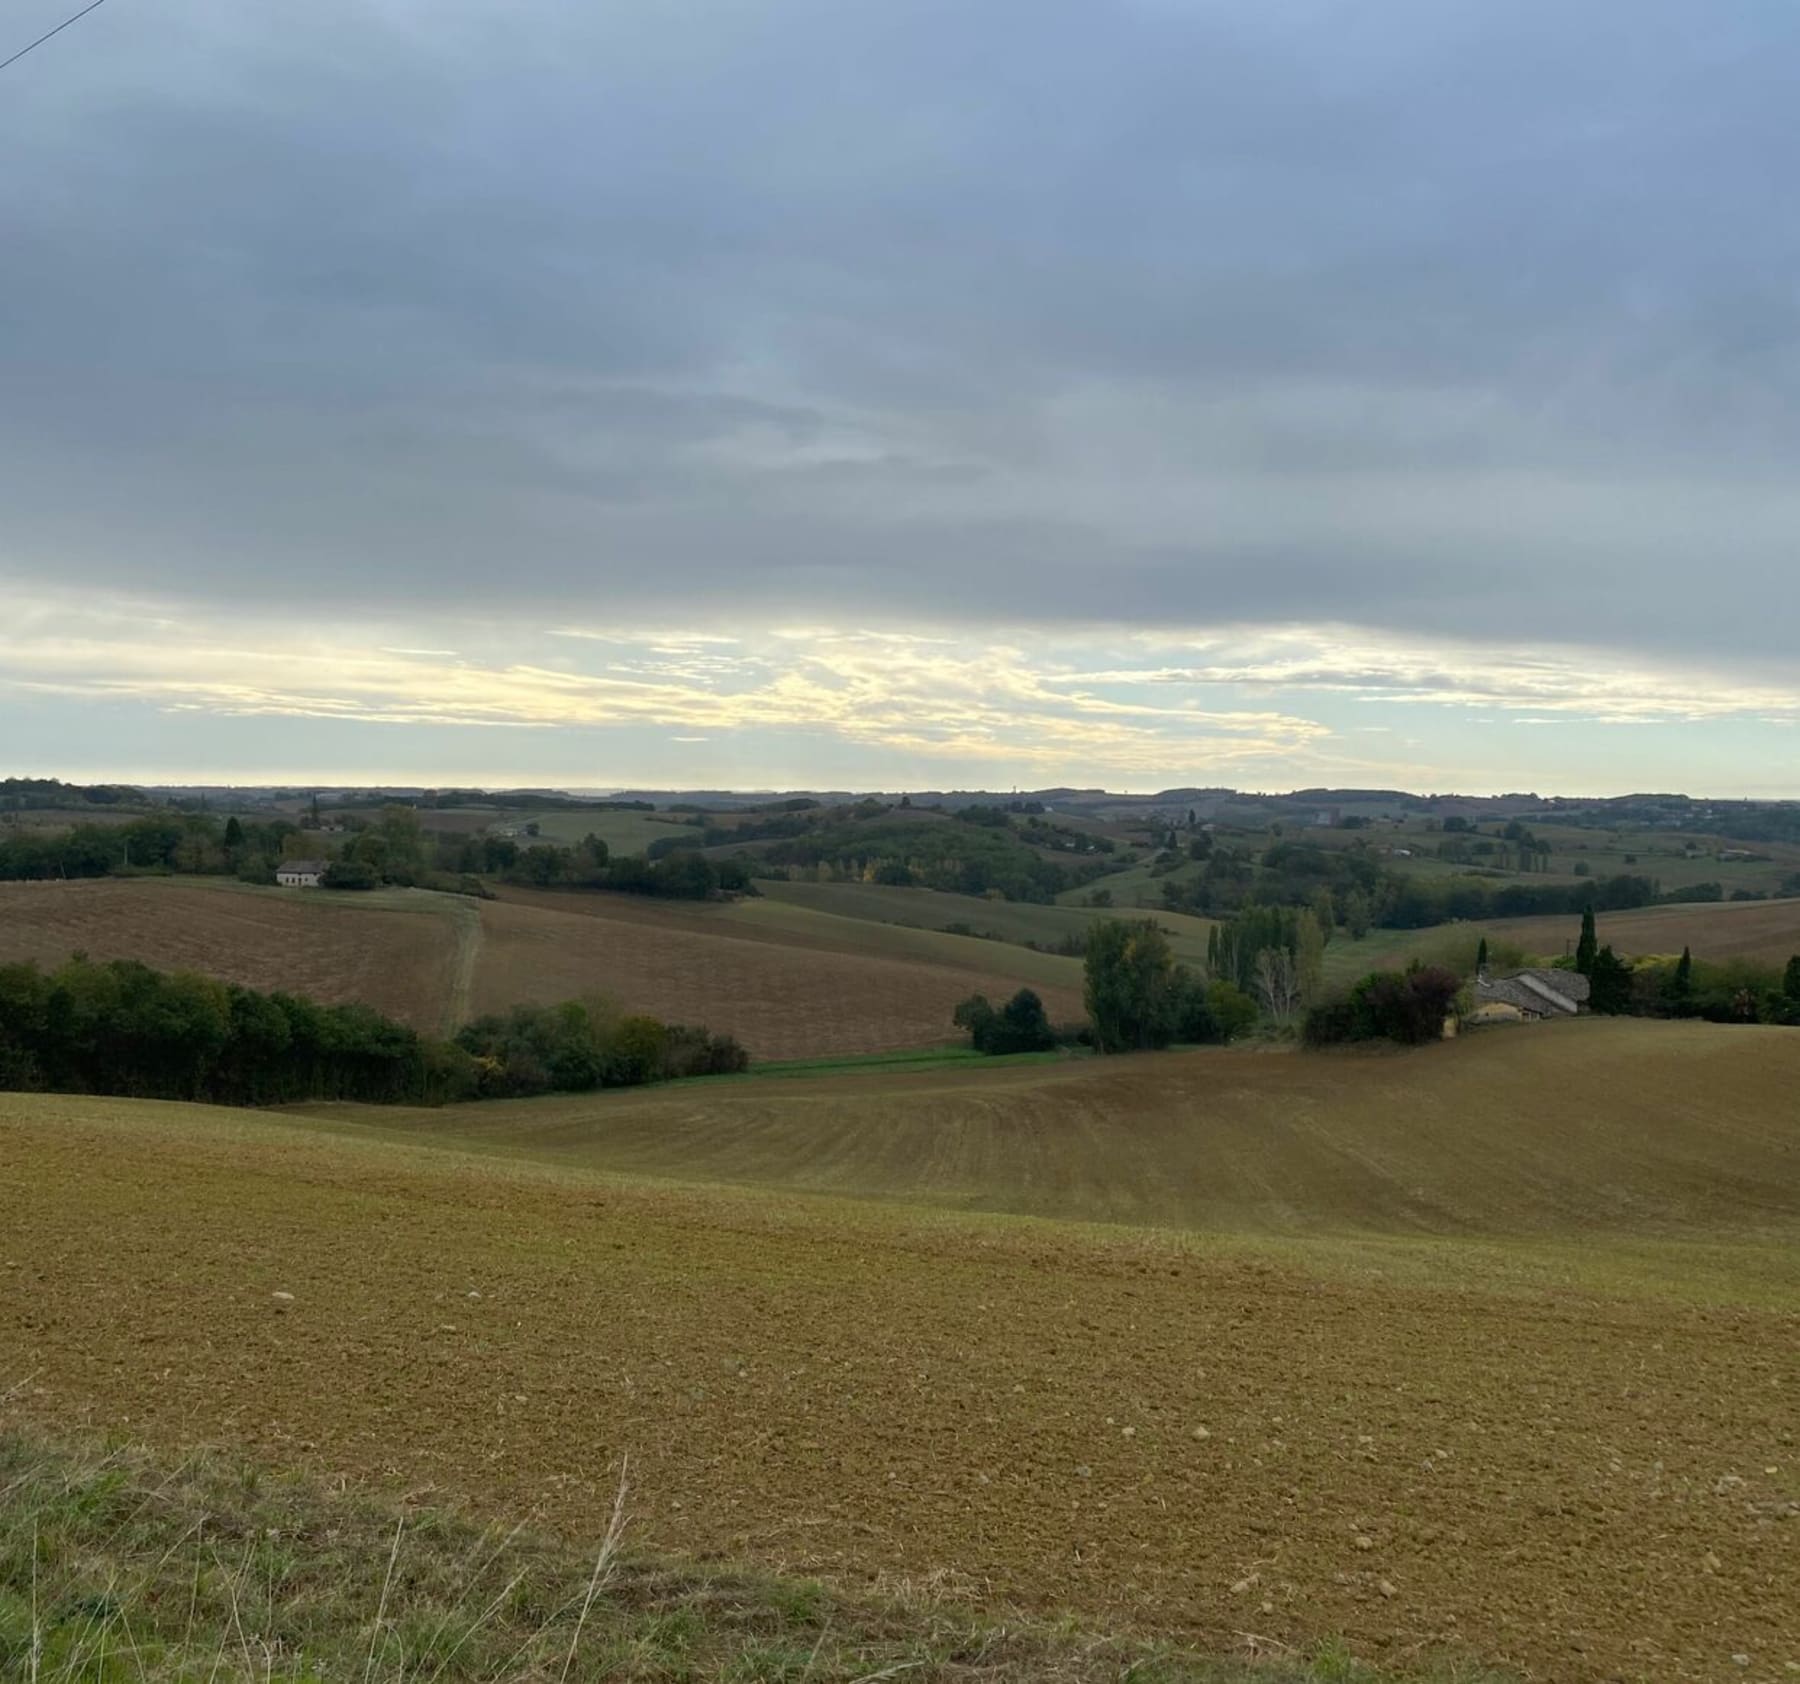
[3,1097,1796,1683]
[440,893,484,1032]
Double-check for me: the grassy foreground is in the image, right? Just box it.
[0,1432,1505,1684]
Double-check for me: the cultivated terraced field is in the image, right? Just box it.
[4,1021,1796,1683]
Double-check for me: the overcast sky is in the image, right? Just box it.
[3,0,1797,793]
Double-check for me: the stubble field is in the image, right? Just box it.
[3,1020,1797,1683]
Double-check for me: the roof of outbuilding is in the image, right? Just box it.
[1513,967,1590,1003]
[1475,967,1589,1015]
[1476,977,1553,1015]
[278,859,329,874]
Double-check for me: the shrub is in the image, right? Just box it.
[1303,965,1461,1047]
[954,989,1057,1054]
[321,859,379,890]
[1204,980,1261,1041]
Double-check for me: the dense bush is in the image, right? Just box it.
[1302,965,1462,1047]
[455,1002,746,1093]
[0,957,473,1105]
[1623,948,1800,1025]
[321,859,379,890]
[0,957,744,1107]
[952,988,1059,1054]
[1201,979,1260,1041]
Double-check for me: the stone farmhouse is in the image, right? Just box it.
[275,859,327,888]
[1469,967,1590,1025]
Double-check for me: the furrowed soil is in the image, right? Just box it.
[1478,896,1800,967]
[0,877,469,1032]
[0,878,1085,1056]
[4,1022,1798,1683]
[307,1019,1800,1249]
[475,890,1085,1059]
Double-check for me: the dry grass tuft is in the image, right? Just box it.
[0,1432,1507,1684]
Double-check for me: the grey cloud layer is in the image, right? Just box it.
[4,0,1797,657]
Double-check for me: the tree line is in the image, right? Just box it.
[1567,908,1800,1024]
[0,956,745,1108]
[1152,837,1664,930]
[761,814,1106,902]
[0,806,754,904]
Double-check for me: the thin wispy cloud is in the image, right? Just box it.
[3,587,1794,791]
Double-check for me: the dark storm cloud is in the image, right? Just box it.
[3,0,1797,658]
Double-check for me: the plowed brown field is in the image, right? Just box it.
[474,892,1084,1059]
[317,1018,1800,1248]
[1483,896,1800,967]
[4,1028,1797,1683]
[0,877,468,1031]
[0,879,1085,1058]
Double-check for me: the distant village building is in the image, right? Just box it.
[276,859,327,888]
[1470,967,1590,1024]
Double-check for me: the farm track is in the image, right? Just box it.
[441,893,484,1032]
[0,877,1083,1058]
[2,1077,1796,1684]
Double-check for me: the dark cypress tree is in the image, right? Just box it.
[1784,954,1800,1003]
[1475,936,1489,976]
[1575,906,1598,975]
[1671,946,1693,1005]
[1587,945,1633,1014]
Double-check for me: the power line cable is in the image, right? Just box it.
[0,0,110,74]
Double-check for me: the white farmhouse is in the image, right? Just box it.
[276,859,327,888]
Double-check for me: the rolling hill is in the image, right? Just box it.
[302,1016,1800,1244]
[474,889,1085,1058]
[0,876,1086,1059]
[0,877,475,1033]
[757,877,1219,965]
[1479,894,1800,966]
[4,1022,1796,1684]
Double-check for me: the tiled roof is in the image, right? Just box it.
[1475,968,1588,1016]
